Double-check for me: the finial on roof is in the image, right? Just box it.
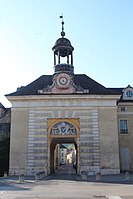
[59,14,65,37]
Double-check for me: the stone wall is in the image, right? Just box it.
[99,108,120,174]
[8,95,120,176]
[9,109,28,175]
[118,102,133,171]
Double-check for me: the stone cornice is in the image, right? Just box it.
[6,94,121,108]
[6,94,120,101]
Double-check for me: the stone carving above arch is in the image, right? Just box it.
[50,121,77,135]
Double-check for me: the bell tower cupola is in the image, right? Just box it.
[52,15,74,74]
[38,16,84,94]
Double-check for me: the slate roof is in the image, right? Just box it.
[6,74,123,96]
[60,144,67,149]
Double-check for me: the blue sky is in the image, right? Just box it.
[0,0,133,107]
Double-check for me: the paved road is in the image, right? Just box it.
[0,177,133,199]
[0,164,133,199]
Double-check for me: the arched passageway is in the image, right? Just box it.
[48,119,80,175]
[50,137,78,174]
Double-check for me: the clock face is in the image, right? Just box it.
[59,77,68,85]
[56,73,71,88]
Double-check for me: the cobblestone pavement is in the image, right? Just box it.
[0,164,133,199]
[55,163,76,174]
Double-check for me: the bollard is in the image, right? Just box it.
[43,171,45,178]
[40,172,42,179]
[81,171,87,180]
[4,172,7,177]
[96,172,101,181]
[35,173,38,180]
[35,171,45,181]
[82,174,87,180]
[125,171,130,180]
[35,173,39,181]
[19,173,24,182]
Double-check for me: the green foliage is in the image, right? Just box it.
[67,144,75,150]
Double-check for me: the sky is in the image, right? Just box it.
[0,0,133,107]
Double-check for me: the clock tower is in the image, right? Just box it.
[51,16,76,93]
[38,16,84,94]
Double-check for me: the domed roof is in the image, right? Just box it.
[54,37,72,47]
[52,37,74,57]
[52,16,74,57]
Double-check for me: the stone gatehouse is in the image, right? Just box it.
[5,20,133,176]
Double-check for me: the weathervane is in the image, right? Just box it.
[59,14,65,37]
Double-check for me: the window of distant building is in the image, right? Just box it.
[119,119,128,134]
[120,107,126,111]
[126,90,133,98]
